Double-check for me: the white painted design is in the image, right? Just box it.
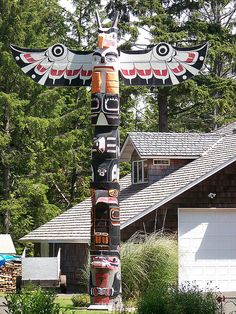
[96,112,108,125]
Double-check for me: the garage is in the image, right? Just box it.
[178,208,236,292]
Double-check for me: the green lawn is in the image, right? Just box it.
[55,295,109,313]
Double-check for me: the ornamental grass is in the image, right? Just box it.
[121,232,178,301]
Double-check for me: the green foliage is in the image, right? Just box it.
[121,233,178,300]
[5,286,61,314]
[137,283,219,314]
[0,0,235,248]
[71,294,90,307]
[0,1,93,245]
[106,0,236,132]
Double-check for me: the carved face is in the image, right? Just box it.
[93,48,119,71]
[94,190,119,207]
[91,256,120,270]
[92,127,120,159]
[97,26,118,49]
[91,94,119,126]
[91,159,119,184]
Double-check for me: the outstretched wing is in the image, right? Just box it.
[119,42,208,86]
[10,44,93,86]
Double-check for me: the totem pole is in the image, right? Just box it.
[10,12,208,308]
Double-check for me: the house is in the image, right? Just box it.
[20,121,236,290]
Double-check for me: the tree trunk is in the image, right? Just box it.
[157,89,168,132]
[2,104,11,233]
[70,168,78,202]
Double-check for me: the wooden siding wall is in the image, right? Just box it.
[49,243,89,291]
[121,161,236,241]
[148,159,192,183]
[131,150,192,183]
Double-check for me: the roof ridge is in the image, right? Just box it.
[201,136,224,156]
[128,131,222,136]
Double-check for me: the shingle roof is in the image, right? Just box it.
[21,122,236,243]
[120,132,222,161]
[214,121,236,135]
[20,175,132,243]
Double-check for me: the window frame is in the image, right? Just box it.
[153,159,170,166]
[132,159,148,184]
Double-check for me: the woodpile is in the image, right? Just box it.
[0,261,21,292]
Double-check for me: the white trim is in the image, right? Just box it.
[132,159,148,184]
[120,135,130,157]
[121,155,236,229]
[120,135,142,161]
[179,207,236,213]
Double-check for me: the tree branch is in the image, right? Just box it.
[52,179,70,207]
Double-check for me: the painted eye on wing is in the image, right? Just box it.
[152,43,175,61]
[47,44,68,61]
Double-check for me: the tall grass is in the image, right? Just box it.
[121,232,178,301]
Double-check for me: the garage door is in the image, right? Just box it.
[179,208,236,292]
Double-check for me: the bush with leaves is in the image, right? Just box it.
[137,283,219,314]
[5,286,62,314]
[71,294,90,307]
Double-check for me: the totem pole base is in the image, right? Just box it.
[87,296,123,312]
[87,304,109,311]
[87,303,123,312]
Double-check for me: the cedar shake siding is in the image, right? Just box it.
[49,243,89,290]
[121,161,236,241]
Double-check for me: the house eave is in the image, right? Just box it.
[138,155,199,159]
[19,238,90,244]
[120,134,141,162]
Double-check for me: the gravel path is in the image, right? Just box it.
[0,297,7,314]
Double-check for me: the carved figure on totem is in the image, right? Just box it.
[10,11,208,309]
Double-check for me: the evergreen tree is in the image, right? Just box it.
[0,0,93,245]
[106,0,236,132]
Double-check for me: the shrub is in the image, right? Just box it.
[5,286,61,314]
[137,283,219,314]
[71,294,90,307]
[121,232,178,300]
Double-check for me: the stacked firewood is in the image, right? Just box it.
[0,261,21,292]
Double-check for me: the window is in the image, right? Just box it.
[132,160,148,183]
[153,159,170,166]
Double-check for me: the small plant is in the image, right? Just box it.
[71,294,90,307]
[5,286,61,314]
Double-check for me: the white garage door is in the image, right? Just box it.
[179,208,236,292]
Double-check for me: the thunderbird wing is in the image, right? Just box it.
[119,42,208,86]
[10,44,93,86]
